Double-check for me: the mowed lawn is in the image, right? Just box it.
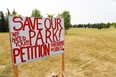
[0,28,116,77]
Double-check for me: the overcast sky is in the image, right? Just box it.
[0,0,116,24]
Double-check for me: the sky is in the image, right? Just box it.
[0,0,116,24]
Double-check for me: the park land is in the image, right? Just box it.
[0,27,116,77]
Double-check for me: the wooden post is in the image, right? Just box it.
[10,35,19,77]
[10,38,19,77]
[12,65,18,77]
[62,53,64,77]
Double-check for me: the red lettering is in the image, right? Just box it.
[13,16,23,31]
[12,43,51,64]
[51,18,57,30]
[35,29,44,45]
[31,46,34,59]
[43,44,50,56]
[40,44,50,57]
[31,18,38,30]
[44,18,52,29]
[23,17,32,31]
[57,18,63,29]
[20,47,26,62]
[59,29,62,41]
[53,29,58,42]
[34,46,37,58]
[27,18,41,30]
[37,18,42,30]
[27,46,31,60]
[45,30,52,43]
[29,30,36,45]
[11,32,19,37]
[38,45,41,57]
[13,48,20,64]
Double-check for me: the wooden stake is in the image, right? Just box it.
[8,17,19,77]
[62,53,64,77]
[12,65,18,77]
[10,37,19,77]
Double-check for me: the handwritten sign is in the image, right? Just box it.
[9,16,64,65]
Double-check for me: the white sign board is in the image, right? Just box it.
[9,16,64,65]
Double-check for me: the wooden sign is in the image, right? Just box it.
[9,16,65,77]
[9,16,64,65]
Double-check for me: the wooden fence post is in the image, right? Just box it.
[12,65,18,77]
[62,53,64,77]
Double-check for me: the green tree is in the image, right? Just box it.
[47,14,54,18]
[0,11,7,32]
[5,8,18,32]
[7,8,10,15]
[31,8,42,17]
[112,22,116,28]
[6,8,21,17]
[4,8,11,32]
[10,9,18,16]
[57,11,71,34]
[12,9,17,15]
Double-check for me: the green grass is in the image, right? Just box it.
[0,27,116,77]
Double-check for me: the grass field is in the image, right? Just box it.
[0,27,116,77]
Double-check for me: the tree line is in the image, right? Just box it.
[0,8,17,32]
[0,8,71,33]
[72,22,116,29]
[0,8,116,32]
[72,23,110,29]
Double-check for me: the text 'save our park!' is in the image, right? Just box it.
[9,16,64,65]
